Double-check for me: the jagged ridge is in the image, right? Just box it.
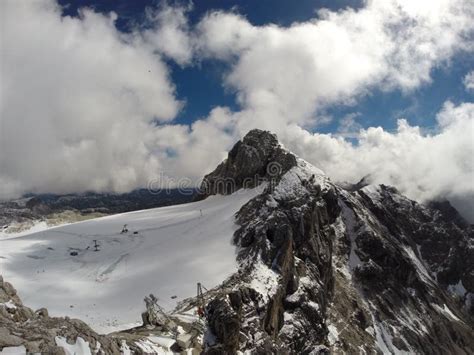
[198,129,474,354]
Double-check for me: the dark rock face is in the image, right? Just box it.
[25,197,51,214]
[428,199,470,229]
[205,298,240,353]
[332,186,474,353]
[200,130,474,354]
[197,129,297,198]
[202,130,340,353]
[354,185,474,299]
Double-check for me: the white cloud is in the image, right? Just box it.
[0,0,183,197]
[280,101,474,221]
[140,2,194,66]
[464,71,474,91]
[0,0,237,200]
[151,106,239,180]
[195,0,474,129]
[336,113,362,139]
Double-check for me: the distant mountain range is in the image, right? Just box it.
[0,189,196,235]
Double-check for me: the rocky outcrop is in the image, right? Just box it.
[197,129,474,354]
[0,275,205,354]
[0,275,123,354]
[329,185,474,353]
[199,130,337,353]
[353,185,474,307]
[196,129,297,198]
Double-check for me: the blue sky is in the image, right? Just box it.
[57,0,473,134]
[322,58,473,134]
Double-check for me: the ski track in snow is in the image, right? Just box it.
[0,188,263,333]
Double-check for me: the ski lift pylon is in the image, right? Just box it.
[197,282,205,317]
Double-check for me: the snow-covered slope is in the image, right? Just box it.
[0,187,263,333]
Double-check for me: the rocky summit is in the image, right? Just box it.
[1,129,473,354]
[197,129,474,354]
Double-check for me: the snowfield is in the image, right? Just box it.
[0,187,263,333]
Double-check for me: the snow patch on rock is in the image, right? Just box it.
[447,280,467,298]
[327,324,339,345]
[433,304,462,322]
[55,336,92,355]
[249,260,280,302]
[403,246,435,285]
[272,158,329,201]
[339,201,361,271]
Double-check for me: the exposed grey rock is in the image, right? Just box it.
[196,130,474,354]
[35,308,49,318]
[196,129,297,199]
[0,275,204,354]
[330,185,474,353]
[0,275,123,354]
[205,298,240,353]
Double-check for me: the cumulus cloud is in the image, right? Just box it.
[0,0,183,198]
[280,101,474,221]
[0,0,238,200]
[195,0,474,129]
[140,2,194,65]
[336,113,363,139]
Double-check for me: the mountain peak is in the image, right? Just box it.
[240,128,279,151]
[198,129,298,198]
